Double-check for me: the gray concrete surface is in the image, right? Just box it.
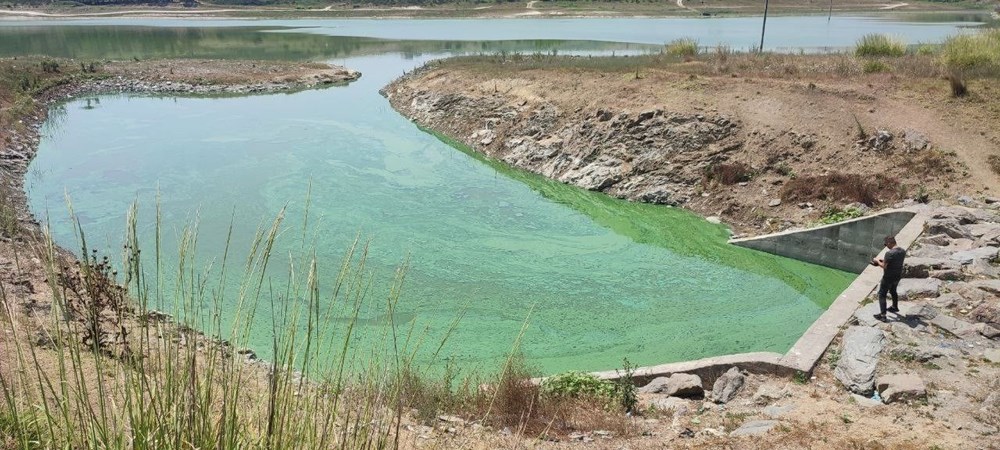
[729,210,917,273]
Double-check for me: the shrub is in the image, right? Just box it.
[704,162,753,185]
[862,60,891,74]
[818,206,865,225]
[780,172,901,206]
[989,155,1000,177]
[541,371,615,399]
[855,34,907,57]
[666,38,699,58]
[941,29,1000,96]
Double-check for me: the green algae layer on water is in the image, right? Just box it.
[29,89,853,376]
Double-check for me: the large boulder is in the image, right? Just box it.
[897,278,942,299]
[930,314,980,339]
[969,303,1000,329]
[902,257,960,278]
[638,373,704,398]
[876,374,926,404]
[924,218,973,240]
[710,367,746,404]
[950,246,999,265]
[834,327,886,395]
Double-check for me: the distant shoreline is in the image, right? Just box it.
[0,1,994,21]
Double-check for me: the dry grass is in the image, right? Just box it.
[988,154,1000,177]
[900,149,956,179]
[704,162,753,186]
[780,172,902,206]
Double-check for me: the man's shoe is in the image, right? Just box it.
[887,306,900,313]
[873,313,887,322]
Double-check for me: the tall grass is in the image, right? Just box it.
[941,29,1000,96]
[0,196,434,449]
[854,34,907,58]
[665,38,699,58]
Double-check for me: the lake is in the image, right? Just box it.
[5,14,984,374]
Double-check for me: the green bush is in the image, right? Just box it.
[818,206,865,225]
[665,38,699,58]
[855,34,906,58]
[941,29,1000,96]
[862,60,891,74]
[540,371,615,399]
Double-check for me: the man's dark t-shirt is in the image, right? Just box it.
[883,247,906,279]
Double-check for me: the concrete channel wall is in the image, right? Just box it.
[728,210,917,273]
[590,207,929,386]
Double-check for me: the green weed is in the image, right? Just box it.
[665,38,699,58]
[855,34,907,58]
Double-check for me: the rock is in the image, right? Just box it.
[930,314,980,339]
[969,304,1000,328]
[931,208,979,225]
[729,420,779,437]
[638,373,704,398]
[903,257,960,278]
[876,374,926,404]
[902,129,929,151]
[974,323,1000,339]
[967,223,1000,238]
[924,218,973,240]
[897,278,942,299]
[950,246,999,265]
[957,195,975,206]
[920,234,953,246]
[929,293,962,309]
[649,396,691,416]
[983,348,1000,363]
[706,216,722,224]
[929,269,964,281]
[762,404,797,418]
[768,198,781,207]
[854,302,887,327]
[752,384,788,405]
[968,258,1000,278]
[710,367,746,404]
[889,344,959,363]
[834,327,886,395]
[969,279,1000,295]
[897,303,938,320]
[852,393,884,408]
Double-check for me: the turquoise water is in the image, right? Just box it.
[15,16,977,374]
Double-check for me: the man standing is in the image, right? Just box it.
[873,235,906,322]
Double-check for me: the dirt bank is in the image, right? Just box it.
[383,54,1000,235]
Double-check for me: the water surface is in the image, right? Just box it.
[15,16,971,373]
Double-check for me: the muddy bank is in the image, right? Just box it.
[382,56,999,235]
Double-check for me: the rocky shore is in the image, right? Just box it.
[382,58,999,235]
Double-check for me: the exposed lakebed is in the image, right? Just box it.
[5,15,986,373]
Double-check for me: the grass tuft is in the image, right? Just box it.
[704,162,753,185]
[855,34,907,58]
[665,38,699,58]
